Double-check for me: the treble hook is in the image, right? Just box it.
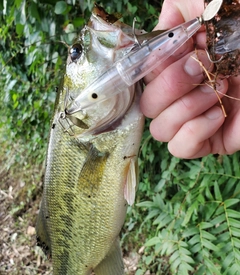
[205,49,224,63]
[132,18,141,47]
[57,86,89,136]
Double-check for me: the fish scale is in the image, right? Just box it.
[46,125,129,273]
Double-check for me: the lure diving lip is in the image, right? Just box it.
[66,0,223,114]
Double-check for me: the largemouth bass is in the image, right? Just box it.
[36,4,146,275]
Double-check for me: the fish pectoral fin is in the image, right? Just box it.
[124,157,138,206]
[94,238,124,275]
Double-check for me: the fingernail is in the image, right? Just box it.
[184,54,202,76]
[205,107,222,120]
[200,79,224,93]
[200,84,214,93]
[184,52,212,76]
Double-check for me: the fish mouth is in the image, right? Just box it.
[59,88,141,137]
[62,94,135,136]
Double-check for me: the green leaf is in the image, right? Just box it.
[195,265,206,275]
[211,222,228,234]
[222,251,235,269]
[16,23,24,35]
[30,2,40,21]
[203,202,219,221]
[155,214,172,229]
[180,252,195,264]
[54,1,67,14]
[169,250,179,263]
[127,2,137,14]
[223,155,232,175]
[136,201,154,208]
[135,269,144,275]
[214,181,222,201]
[145,236,160,247]
[145,209,160,220]
[227,263,240,275]
[223,178,238,197]
[220,242,232,254]
[188,234,200,246]
[204,257,221,275]
[73,17,84,27]
[170,256,181,271]
[218,231,230,242]
[199,222,214,229]
[226,209,240,219]
[233,237,240,248]
[15,0,26,25]
[145,255,153,265]
[182,227,199,238]
[191,243,201,254]
[231,227,240,238]
[154,212,168,224]
[182,200,198,226]
[154,178,166,192]
[233,153,240,176]
[202,239,219,251]
[201,230,216,241]
[211,213,226,225]
[229,218,240,228]
[224,198,240,208]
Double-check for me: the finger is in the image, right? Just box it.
[168,106,225,159]
[140,50,213,118]
[157,0,204,29]
[149,77,228,142]
[195,31,207,49]
[222,98,240,155]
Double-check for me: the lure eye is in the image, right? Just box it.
[70,44,82,62]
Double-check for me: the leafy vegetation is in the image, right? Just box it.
[135,149,240,274]
[1,0,240,275]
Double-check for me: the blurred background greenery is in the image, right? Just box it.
[1,0,240,274]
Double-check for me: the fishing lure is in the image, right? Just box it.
[66,0,223,114]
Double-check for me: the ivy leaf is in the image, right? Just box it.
[30,2,40,21]
[16,23,24,35]
[54,1,67,14]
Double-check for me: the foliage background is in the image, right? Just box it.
[1,0,240,275]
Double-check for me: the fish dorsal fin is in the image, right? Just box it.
[94,238,124,275]
[124,158,138,206]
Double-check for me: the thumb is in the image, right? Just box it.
[155,0,204,30]
[155,2,185,30]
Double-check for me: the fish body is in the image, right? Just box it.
[36,5,145,275]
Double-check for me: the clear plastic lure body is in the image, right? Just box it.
[66,0,223,114]
[66,18,201,114]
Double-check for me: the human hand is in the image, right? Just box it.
[140,0,240,159]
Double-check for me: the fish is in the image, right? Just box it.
[36,4,147,275]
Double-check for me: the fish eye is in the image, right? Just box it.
[70,44,82,62]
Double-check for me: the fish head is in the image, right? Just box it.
[60,4,145,136]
